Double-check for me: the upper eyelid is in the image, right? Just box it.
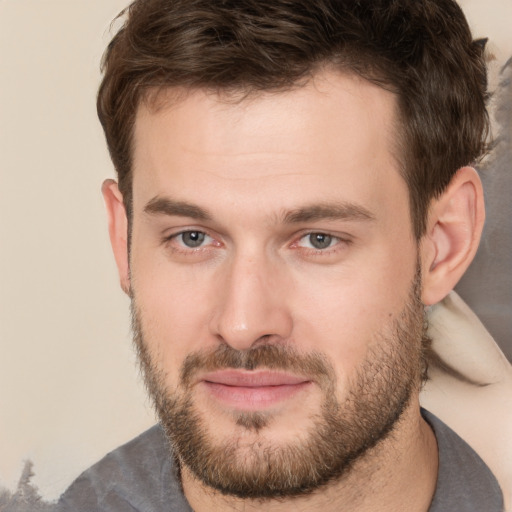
[295,230,352,242]
[163,227,212,239]
[163,230,216,252]
[287,232,353,256]
[297,234,345,247]
[160,228,353,247]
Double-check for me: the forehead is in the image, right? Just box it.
[131,71,406,222]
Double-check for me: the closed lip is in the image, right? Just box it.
[199,370,311,387]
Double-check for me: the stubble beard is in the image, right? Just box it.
[131,271,429,499]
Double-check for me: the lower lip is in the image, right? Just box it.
[202,381,311,410]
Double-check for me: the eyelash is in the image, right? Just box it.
[162,229,352,256]
[163,230,219,253]
[292,232,351,255]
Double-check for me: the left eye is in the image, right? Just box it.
[298,233,338,250]
[175,231,212,248]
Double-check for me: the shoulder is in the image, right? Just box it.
[58,425,191,512]
[422,409,504,512]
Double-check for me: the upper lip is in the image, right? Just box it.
[200,370,310,387]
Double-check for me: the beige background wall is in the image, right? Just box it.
[0,0,511,501]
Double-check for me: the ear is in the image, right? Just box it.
[102,179,131,295]
[421,167,485,306]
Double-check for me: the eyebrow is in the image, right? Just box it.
[143,196,375,224]
[144,196,212,220]
[282,202,375,223]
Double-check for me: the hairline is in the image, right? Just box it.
[124,67,415,240]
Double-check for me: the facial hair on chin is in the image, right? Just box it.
[131,270,428,499]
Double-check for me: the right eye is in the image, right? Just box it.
[173,230,212,248]
[298,232,336,250]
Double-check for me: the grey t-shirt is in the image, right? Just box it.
[58,409,503,511]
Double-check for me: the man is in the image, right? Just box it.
[59,0,504,510]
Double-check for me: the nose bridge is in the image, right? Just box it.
[210,247,292,350]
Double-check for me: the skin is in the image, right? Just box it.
[103,70,485,511]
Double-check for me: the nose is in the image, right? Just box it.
[209,252,293,351]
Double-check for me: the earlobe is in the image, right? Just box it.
[421,167,485,305]
[102,179,131,295]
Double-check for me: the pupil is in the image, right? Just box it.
[183,231,205,247]
[310,233,332,249]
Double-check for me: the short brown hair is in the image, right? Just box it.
[98,0,489,238]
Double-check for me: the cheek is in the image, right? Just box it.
[289,247,417,377]
[131,255,216,387]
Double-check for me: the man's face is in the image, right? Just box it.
[128,71,426,497]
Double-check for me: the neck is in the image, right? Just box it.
[181,400,438,512]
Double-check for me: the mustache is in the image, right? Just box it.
[180,344,335,389]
